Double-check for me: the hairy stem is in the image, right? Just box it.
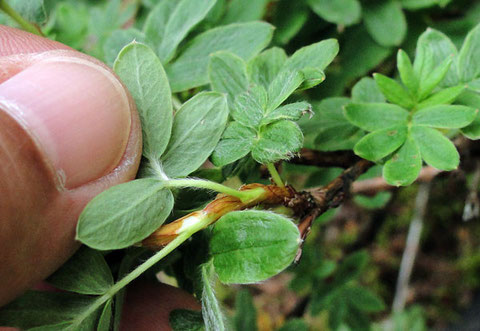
[162,178,265,203]
[267,163,285,187]
[72,216,210,327]
[0,0,42,36]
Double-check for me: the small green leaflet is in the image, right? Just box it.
[166,22,274,92]
[247,47,287,89]
[208,51,249,104]
[412,105,477,128]
[397,50,419,95]
[211,122,256,166]
[97,299,112,331]
[354,125,407,162]
[114,42,173,161]
[458,23,480,83]
[305,97,362,151]
[76,179,174,250]
[307,0,361,26]
[230,85,267,128]
[342,286,386,312]
[143,0,178,50]
[234,290,257,331]
[47,246,113,295]
[160,92,229,178]
[221,0,270,24]
[283,39,339,73]
[373,74,415,109]
[344,103,409,132]
[351,77,386,103]
[459,90,480,139]
[200,263,226,331]
[363,0,406,47]
[103,28,145,67]
[414,28,459,86]
[251,120,304,164]
[156,0,217,63]
[0,291,98,330]
[210,210,301,284]
[411,126,459,171]
[266,69,304,112]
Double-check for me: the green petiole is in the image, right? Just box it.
[266,163,285,187]
[161,178,264,203]
[0,0,43,36]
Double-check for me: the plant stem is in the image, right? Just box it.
[72,216,210,327]
[0,0,42,36]
[267,163,285,187]
[162,178,263,203]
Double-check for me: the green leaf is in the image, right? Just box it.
[157,0,217,63]
[234,290,257,331]
[414,28,459,86]
[166,22,274,92]
[458,90,480,139]
[411,126,459,170]
[231,85,267,128]
[143,0,178,50]
[0,291,96,329]
[374,73,415,109]
[397,49,419,95]
[209,51,249,103]
[161,92,229,178]
[221,0,269,24]
[417,85,465,108]
[211,122,256,166]
[307,0,361,26]
[210,210,301,284]
[169,309,205,331]
[76,179,174,250]
[363,0,406,47]
[401,0,445,9]
[412,105,477,128]
[103,28,145,67]
[344,286,386,312]
[334,251,369,286]
[298,67,326,90]
[200,263,226,331]
[48,3,89,49]
[418,57,452,100]
[383,137,422,186]
[467,78,480,93]
[267,70,304,111]
[307,98,362,151]
[344,103,409,132]
[351,77,386,103]
[97,300,112,331]
[458,23,480,83]
[262,101,311,124]
[251,120,303,164]
[10,0,46,23]
[47,246,113,295]
[114,42,172,161]
[248,47,288,89]
[354,126,407,161]
[278,319,309,331]
[283,39,339,72]
[273,0,309,45]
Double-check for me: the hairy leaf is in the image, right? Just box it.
[114,42,172,160]
[412,105,477,128]
[210,210,300,284]
[77,179,174,250]
[211,122,256,166]
[161,92,229,178]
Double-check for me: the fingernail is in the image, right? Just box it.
[0,57,131,188]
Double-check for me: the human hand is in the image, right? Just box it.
[0,25,198,329]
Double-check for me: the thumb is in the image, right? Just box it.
[0,26,142,306]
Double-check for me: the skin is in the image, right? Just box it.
[0,26,199,329]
